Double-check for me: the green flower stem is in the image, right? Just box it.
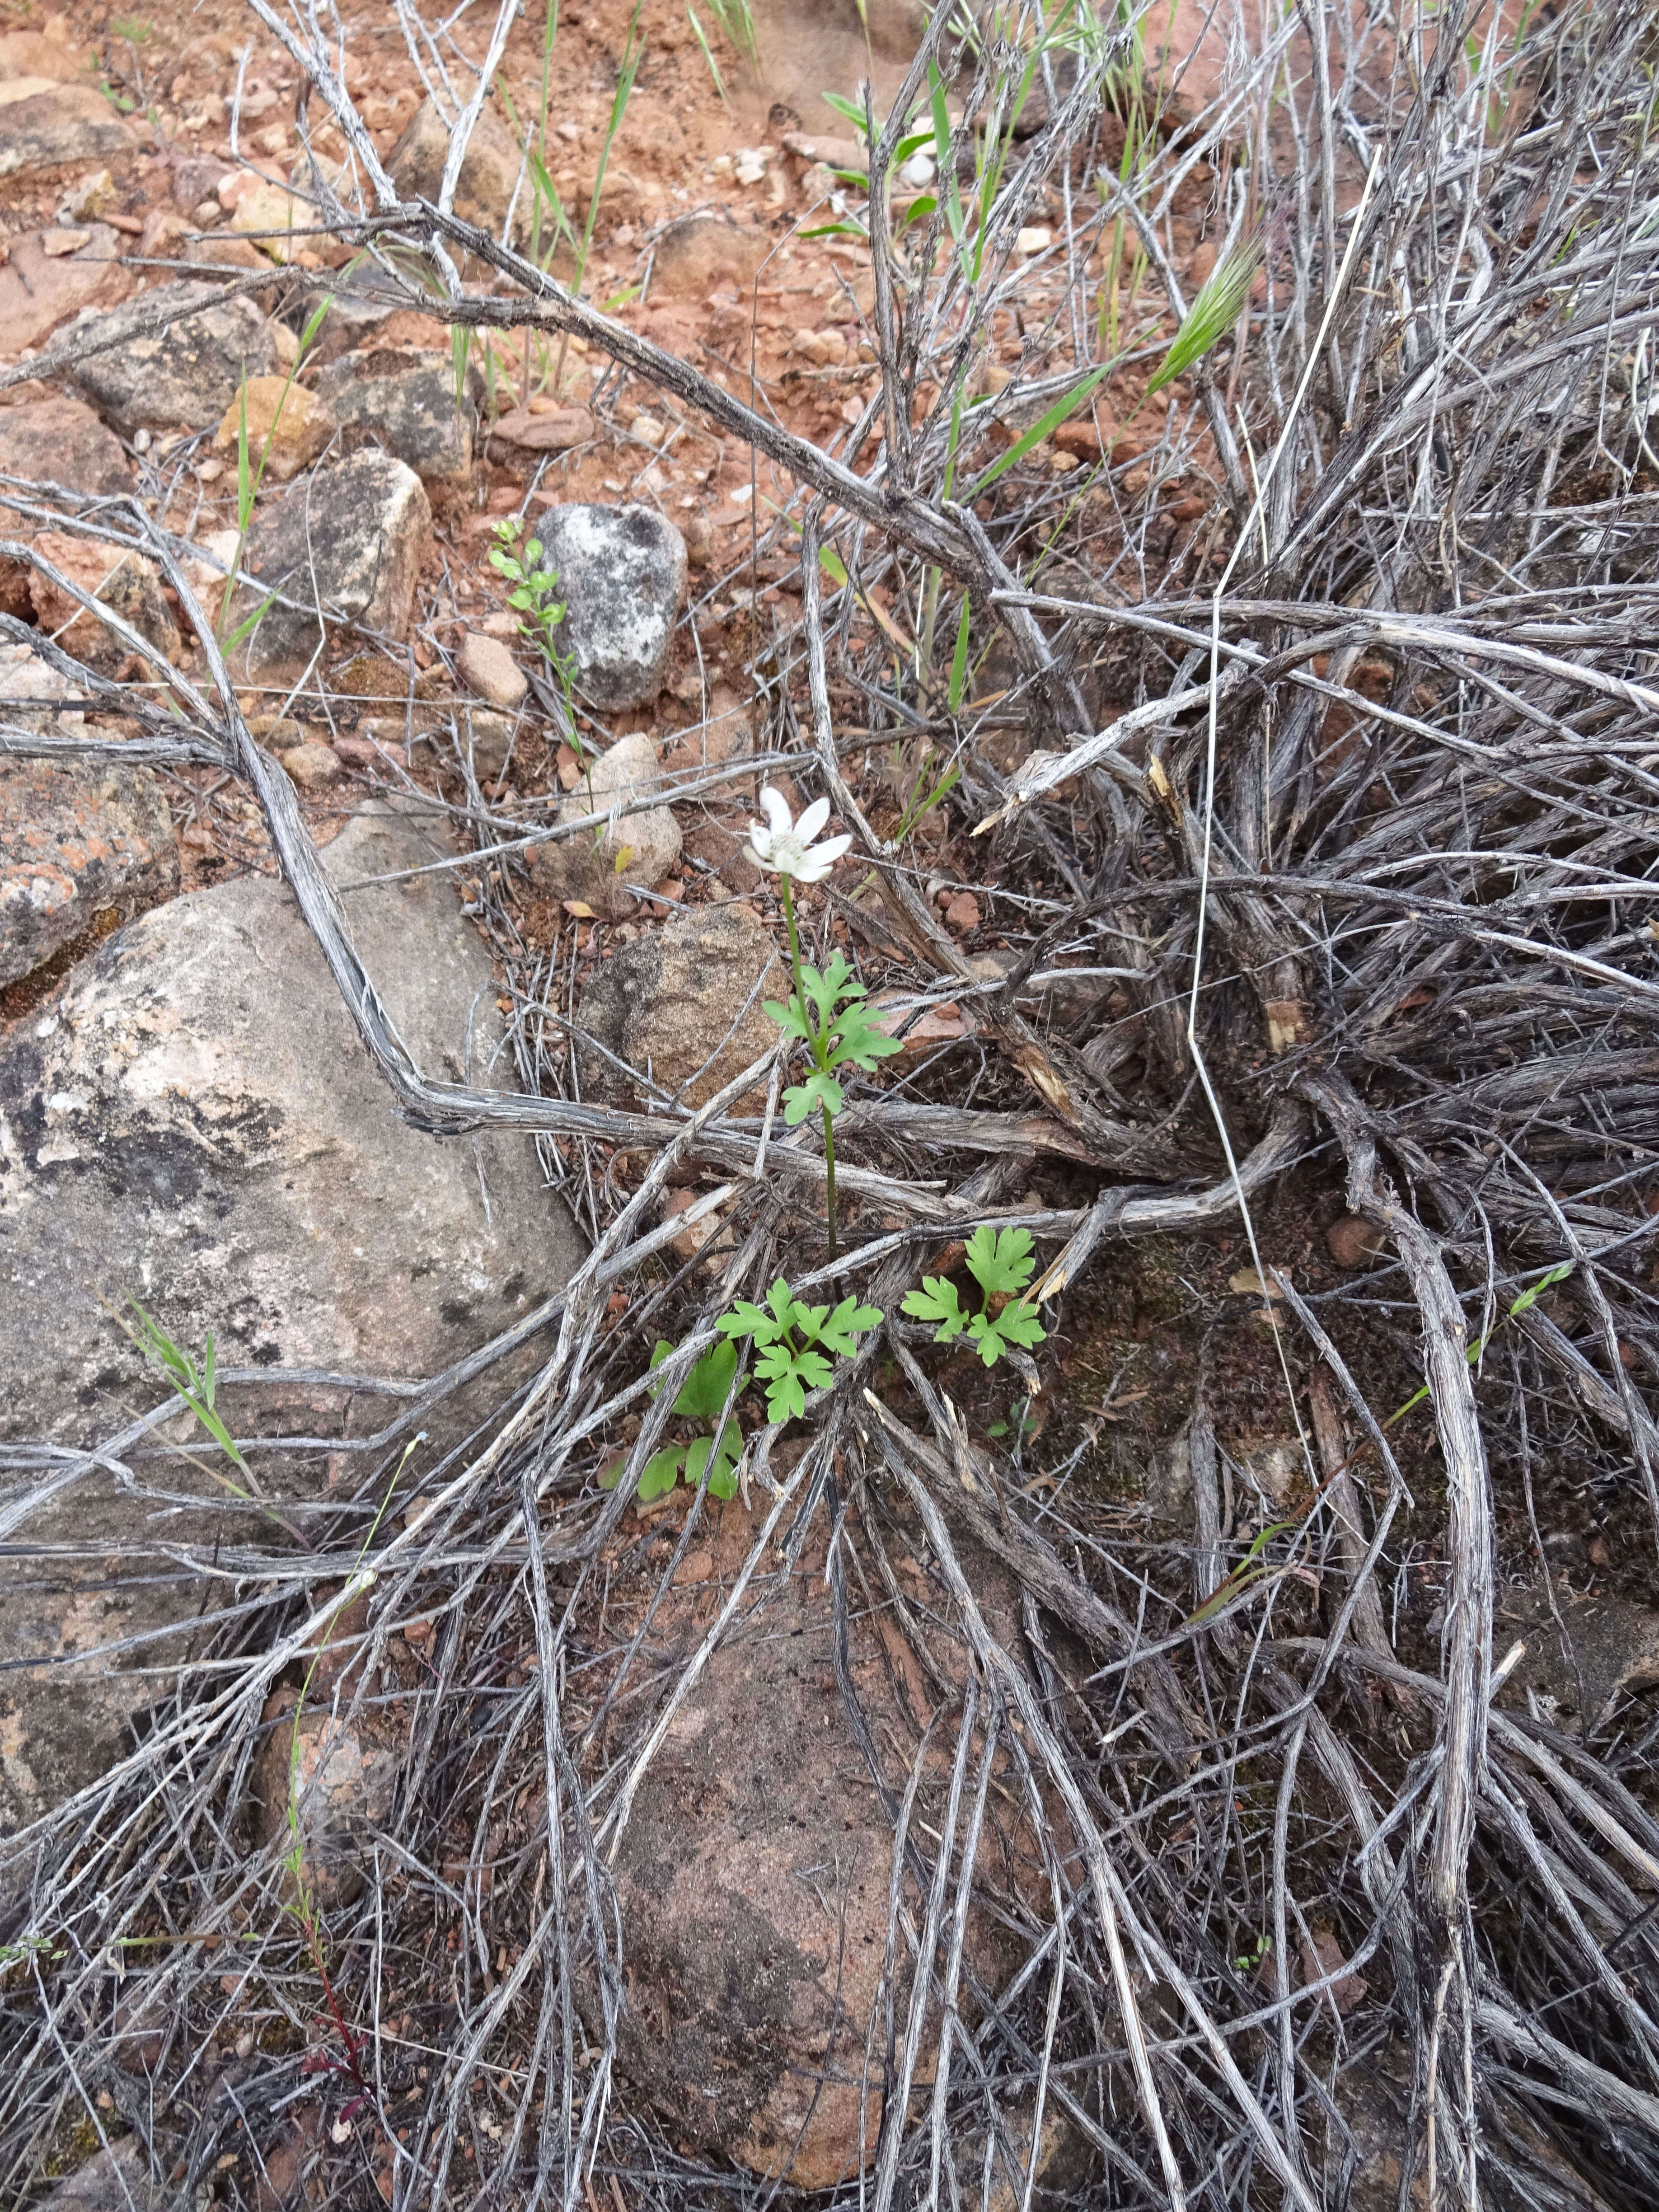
[778,872,838,1257]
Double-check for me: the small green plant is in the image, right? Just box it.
[718,1278,882,1423]
[602,1337,744,1500]
[488,517,573,676]
[1234,1932,1272,1975]
[986,1401,1040,1441]
[113,1294,256,1498]
[902,1225,1049,1367]
[748,787,899,1255]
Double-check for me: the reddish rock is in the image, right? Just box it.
[455,630,527,709]
[0,79,136,182]
[0,394,131,608]
[0,224,133,356]
[1326,1214,1388,1268]
[943,889,981,933]
[486,403,595,457]
[0,757,178,989]
[28,530,179,677]
[251,1690,398,1909]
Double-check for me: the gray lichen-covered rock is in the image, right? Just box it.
[314,345,478,488]
[233,449,431,680]
[0,757,178,989]
[535,503,686,710]
[0,80,136,180]
[66,281,281,436]
[0,801,582,1832]
[576,901,779,1109]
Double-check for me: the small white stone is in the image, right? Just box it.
[1016,225,1052,257]
[898,150,936,190]
[630,414,665,447]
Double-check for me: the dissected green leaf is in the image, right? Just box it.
[965,1224,1036,1300]
[901,1276,970,1340]
[762,994,814,1044]
[827,997,905,1073]
[784,1071,844,1125]
[817,1295,883,1357]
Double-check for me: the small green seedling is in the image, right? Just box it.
[115,1295,253,1493]
[718,1278,882,1424]
[488,517,573,677]
[902,1224,1048,1368]
[987,1401,1040,1441]
[603,1337,744,1501]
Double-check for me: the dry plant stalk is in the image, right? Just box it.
[4,1,1659,2207]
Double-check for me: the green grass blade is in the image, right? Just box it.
[970,363,1110,496]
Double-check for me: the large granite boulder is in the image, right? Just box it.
[0,801,582,1832]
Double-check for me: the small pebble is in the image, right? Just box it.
[944,891,981,933]
[1326,1214,1387,1268]
[281,741,344,792]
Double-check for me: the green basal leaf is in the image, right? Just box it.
[965,1224,1036,1299]
[675,1337,737,1421]
[638,1445,687,1500]
[783,1072,844,1125]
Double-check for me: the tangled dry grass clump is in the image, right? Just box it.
[5,0,1659,2205]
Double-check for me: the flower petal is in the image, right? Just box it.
[759,786,792,838]
[745,840,776,873]
[812,832,852,868]
[746,816,772,858]
[796,795,831,844]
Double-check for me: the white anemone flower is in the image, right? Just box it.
[745,787,852,883]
